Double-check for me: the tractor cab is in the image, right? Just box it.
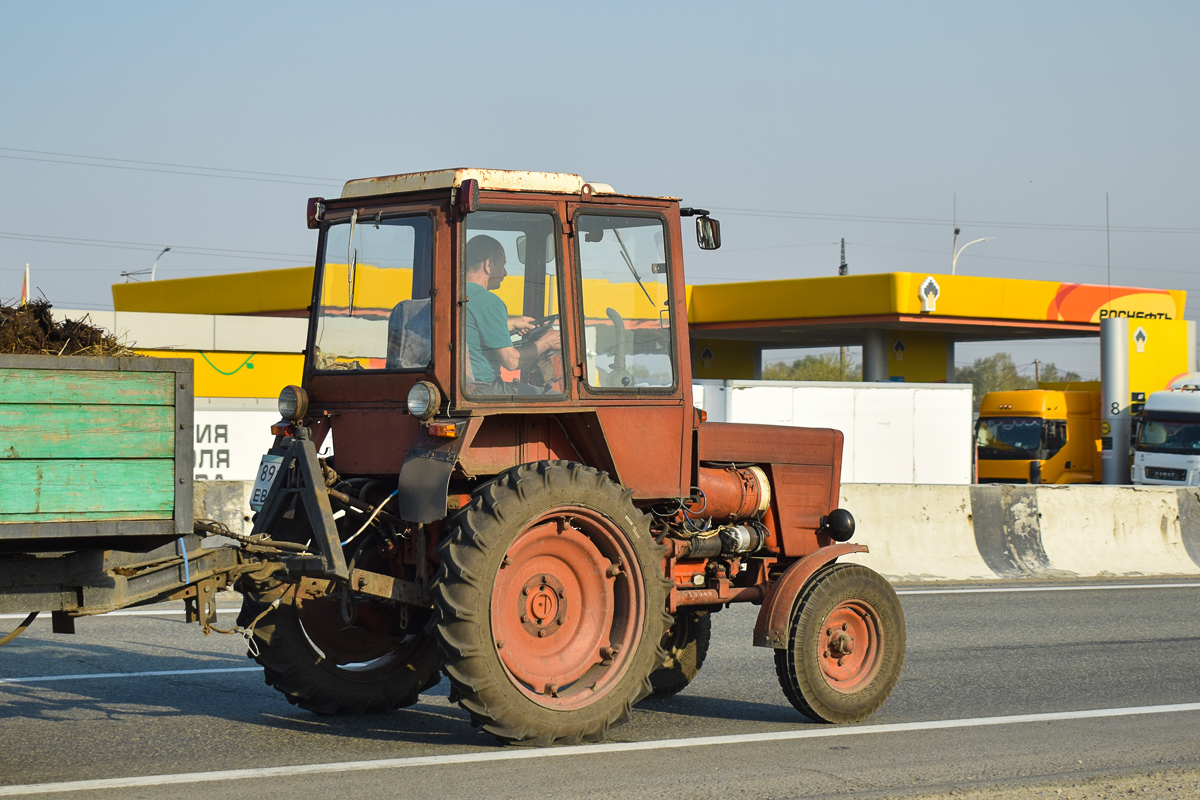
[296,169,716,497]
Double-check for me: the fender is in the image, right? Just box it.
[397,417,482,523]
[752,543,868,648]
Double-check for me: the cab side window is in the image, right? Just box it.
[460,211,564,399]
[576,214,674,390]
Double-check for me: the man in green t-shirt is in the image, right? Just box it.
[464,235,560,394]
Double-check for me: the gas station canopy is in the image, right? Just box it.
[113,269,1188,384]
[686,273,1186,382]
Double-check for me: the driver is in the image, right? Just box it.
[464,235,560,395]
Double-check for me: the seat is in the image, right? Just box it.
[386,298,432,369]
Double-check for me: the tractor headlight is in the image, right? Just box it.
[407,381,441,420]
[277,385,308,421]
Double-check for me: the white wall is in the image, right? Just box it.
[693,380,973,484]
[53,309,307,353]
[191,400,334,481]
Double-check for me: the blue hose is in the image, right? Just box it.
[177,537,190,586]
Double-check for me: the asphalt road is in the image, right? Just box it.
[1,578,1198,799]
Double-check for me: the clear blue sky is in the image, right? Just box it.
[3,2,1197,378]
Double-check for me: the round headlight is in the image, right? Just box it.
[278,385,308,421]
[407,381,441,420]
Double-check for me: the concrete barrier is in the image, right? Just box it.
[845,484,1200,581]
[193,481,255,538]
[838,485,996,581]
[1037,485,1200,578]
[195,481,1200,582]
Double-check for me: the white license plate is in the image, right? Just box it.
[249,454,284,511]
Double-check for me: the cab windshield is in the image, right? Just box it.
[312,212,433,372]
[1136,414,1200,454]
[576,214,674,390]
[976,417,1066,460]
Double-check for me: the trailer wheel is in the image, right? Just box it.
[238,583,441,716]
[647,609,711,699]
[774,563,905,723]
[432,461,671,745]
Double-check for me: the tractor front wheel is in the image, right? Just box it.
[432,461,671,745]
[774,563,905,723]
[238,581,442,715]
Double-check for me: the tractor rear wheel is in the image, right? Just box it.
[238,580,442,715]
[432,461,671,745]
[648,609,711,699]
[774,563,905,723]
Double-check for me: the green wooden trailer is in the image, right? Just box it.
[0,354,194,543]
[0,355,248,628]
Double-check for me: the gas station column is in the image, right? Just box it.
[863,329,887,382]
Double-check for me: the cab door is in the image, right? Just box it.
[565,203,691,498]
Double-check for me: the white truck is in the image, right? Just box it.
[1133,379,1200,485]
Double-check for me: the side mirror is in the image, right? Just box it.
[515,233,555,266]
[696,216,721,250]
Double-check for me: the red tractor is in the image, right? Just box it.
[243,168,905,745]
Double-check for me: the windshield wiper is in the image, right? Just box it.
[612,228,655,307]
[347,209,359,317]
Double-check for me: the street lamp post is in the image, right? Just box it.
[121,246,172,282]
[952,236,995,275]
[149,246,171,281]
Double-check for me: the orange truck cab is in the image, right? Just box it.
[975,390,1101,484]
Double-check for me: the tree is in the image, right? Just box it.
[955,353,1081,409]
[763,352,861,381]
[1037,362,1083,384]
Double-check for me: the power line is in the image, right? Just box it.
[0,148,342,187]
[3,144,1195,234]
[0,146,340,182]
[0,231,312,264]
[710,206,1200,235]
[849,241,1200,276]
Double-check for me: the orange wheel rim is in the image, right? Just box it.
[490,507,645,710]
[817,599,883,693]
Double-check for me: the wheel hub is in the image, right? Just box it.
[819,600,881,691]
[828,628,855,656]
[519,574,568,636]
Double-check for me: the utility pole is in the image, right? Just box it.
[839,239,847,379]
[951,194,958,271]
[1034,359,1041,383]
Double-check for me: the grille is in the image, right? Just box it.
[1145,467,1187,482]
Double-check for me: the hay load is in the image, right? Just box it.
[0,300,134,357]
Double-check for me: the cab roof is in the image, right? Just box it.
[341,168,627,199]
[1145,389,1200,413]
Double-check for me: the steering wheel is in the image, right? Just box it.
[519,315,563,393]
[520,314,559,339]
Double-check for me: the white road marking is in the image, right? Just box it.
[1,702,1198,796]
[1,608,240,620]
[0,667,259,685]
[897,582,1200,595]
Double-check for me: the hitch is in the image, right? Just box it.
[251,427,349,581]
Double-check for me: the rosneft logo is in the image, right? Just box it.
[919,277,941,313]
[1046,284,1178,323]
[1098,309,1171,320]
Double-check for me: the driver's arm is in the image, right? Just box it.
[494,328,560,371]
